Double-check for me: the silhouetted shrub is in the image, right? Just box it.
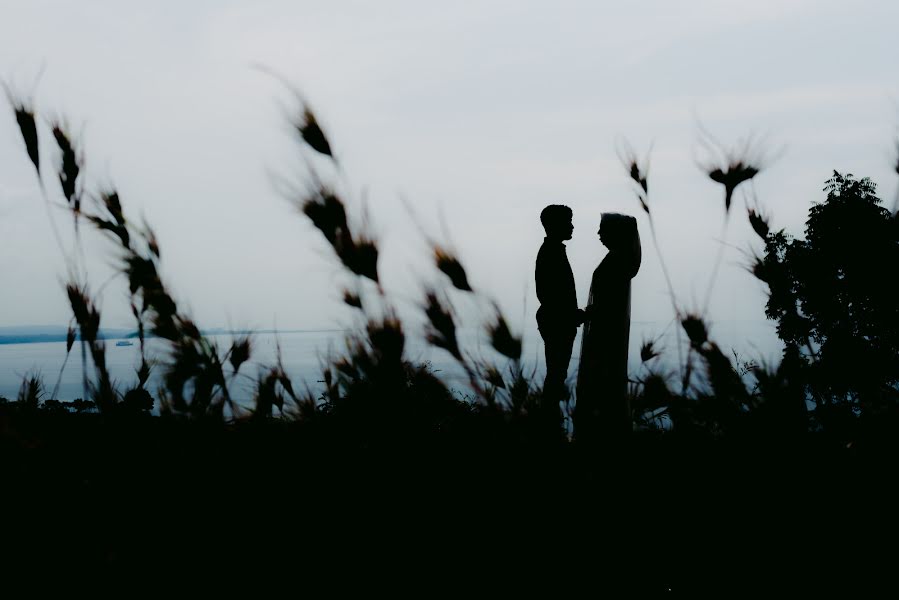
[761,172,899,417]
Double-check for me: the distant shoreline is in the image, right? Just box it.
[0,329,349,346]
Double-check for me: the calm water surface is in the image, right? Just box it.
[0,321,780,403]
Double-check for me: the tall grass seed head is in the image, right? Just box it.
[10,98,40,176]
[640,339,660,362]
[434,246,472,292]
[681,313,709,349]
[423,290,461,360]
[747,207,770,240]
[297,106,333,158]
[487,311,522,361]
[51,122,80,207]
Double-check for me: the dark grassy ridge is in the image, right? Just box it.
[3,406,898,591]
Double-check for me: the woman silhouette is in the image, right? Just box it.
[575,213,641,440]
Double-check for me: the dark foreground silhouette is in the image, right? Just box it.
[535,204,583,426]
[577,212,642,440]
[2,405,899,591]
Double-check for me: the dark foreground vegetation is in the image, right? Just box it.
[2,76,898,589]
[3,409,899,591]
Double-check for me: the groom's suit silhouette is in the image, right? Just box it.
[535,205,583,417]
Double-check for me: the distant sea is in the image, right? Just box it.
[0,322,782,403]
[0,330,483,403]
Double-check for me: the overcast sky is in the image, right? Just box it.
[1,0,897,363]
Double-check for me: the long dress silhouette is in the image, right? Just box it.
[575,213,641,439]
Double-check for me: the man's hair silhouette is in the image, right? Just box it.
[540,205,573,237]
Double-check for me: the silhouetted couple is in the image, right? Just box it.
[535,205,641,441]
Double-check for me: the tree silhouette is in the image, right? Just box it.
[761,172,899,415]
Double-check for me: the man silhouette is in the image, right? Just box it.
[535,205,584,424]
